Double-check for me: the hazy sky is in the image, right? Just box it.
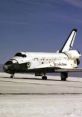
[0,0,82,66]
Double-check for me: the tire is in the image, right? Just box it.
[42,76,47,80]
[10,74,14,78]
[61,72,68,81]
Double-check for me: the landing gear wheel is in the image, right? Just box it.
[61,72,68,81]
[10,74,14,78]
[42,76,47,80]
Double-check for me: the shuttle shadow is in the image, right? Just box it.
[2,76,82,83]
[3,76,62,82]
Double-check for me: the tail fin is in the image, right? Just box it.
[59,29,77,53]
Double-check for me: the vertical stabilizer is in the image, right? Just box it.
[59,29,77,52]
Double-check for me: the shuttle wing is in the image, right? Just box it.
[28,63,82,73]
[55,68,82,72]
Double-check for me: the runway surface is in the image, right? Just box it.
[0,72,82,117]
[0,72,82,94]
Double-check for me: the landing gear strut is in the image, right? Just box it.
[42,76,47,80]
[61,72,68,81]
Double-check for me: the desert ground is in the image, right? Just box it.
[0,72,82,117]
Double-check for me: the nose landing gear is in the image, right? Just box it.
[10,74,14,78]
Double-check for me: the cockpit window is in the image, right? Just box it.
[14,53,26,57]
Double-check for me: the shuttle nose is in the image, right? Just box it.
[3,60,18,72]
[3,64,8,71]
[3,61,13,71]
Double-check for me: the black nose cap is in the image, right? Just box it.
[3,61,13,72]
[3,65,8,71]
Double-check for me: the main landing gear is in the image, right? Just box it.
[42,72,68,81]
[42,75,47,80]
[61,72,68,81]
[10,73,68,81]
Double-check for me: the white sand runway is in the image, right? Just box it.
[0,72,82,117]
